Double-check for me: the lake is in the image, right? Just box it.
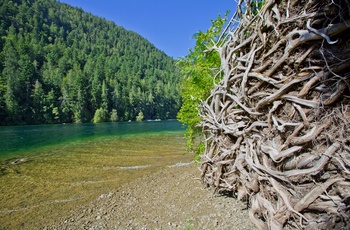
[0,120,193,229]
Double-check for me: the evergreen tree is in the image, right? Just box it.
[2,37,20,123]
[0,0,182,125]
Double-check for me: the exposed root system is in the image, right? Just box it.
[199,0,350,229]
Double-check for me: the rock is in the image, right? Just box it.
[10,157,28,165]
[47,164,256,229]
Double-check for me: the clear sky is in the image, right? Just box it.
[58,0,235,59]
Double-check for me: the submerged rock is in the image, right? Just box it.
[10,158,28,165]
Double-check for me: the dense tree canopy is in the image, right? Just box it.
[0,0,181,125]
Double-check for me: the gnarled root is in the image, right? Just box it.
[199,0,350,229]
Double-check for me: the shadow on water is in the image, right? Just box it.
[0,120,193,229]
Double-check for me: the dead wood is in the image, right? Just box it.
[199,0,350,229]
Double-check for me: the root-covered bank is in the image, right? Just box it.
[199,0,350,229]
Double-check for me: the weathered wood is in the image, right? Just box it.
[199,0,350,229]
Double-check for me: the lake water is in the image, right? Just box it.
[0,120,193,228]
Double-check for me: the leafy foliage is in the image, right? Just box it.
[177,13,228,158]
[110,109,118,122]
[0,0,181,125]
[136,111,144,122]
[93,108,106,123]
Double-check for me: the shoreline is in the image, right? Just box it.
[47,163,256,229]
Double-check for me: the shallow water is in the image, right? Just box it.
[0,121,192,229]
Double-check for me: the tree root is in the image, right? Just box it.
[199,0,350,229]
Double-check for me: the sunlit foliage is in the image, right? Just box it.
[177,12,228,159]
[0,0,181,125]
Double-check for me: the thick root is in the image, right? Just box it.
[199,0,350,229]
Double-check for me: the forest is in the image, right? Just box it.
[0,0,181,125]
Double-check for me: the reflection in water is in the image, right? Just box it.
[0,121,192,229]
[0,120,184,156]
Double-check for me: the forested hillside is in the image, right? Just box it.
[0,0,181,125]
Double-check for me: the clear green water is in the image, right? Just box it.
[0,120,192,229]
[0,120,185,157]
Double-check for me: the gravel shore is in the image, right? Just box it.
[47,163,256,230]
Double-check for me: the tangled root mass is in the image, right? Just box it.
[199,0,350,229]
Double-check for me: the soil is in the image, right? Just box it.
[45,163,256,230]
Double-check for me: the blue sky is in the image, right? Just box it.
[58,0,235,59]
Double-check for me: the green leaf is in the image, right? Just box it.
[177,12,229,157]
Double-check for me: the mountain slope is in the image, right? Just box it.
[0,0,181,125]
